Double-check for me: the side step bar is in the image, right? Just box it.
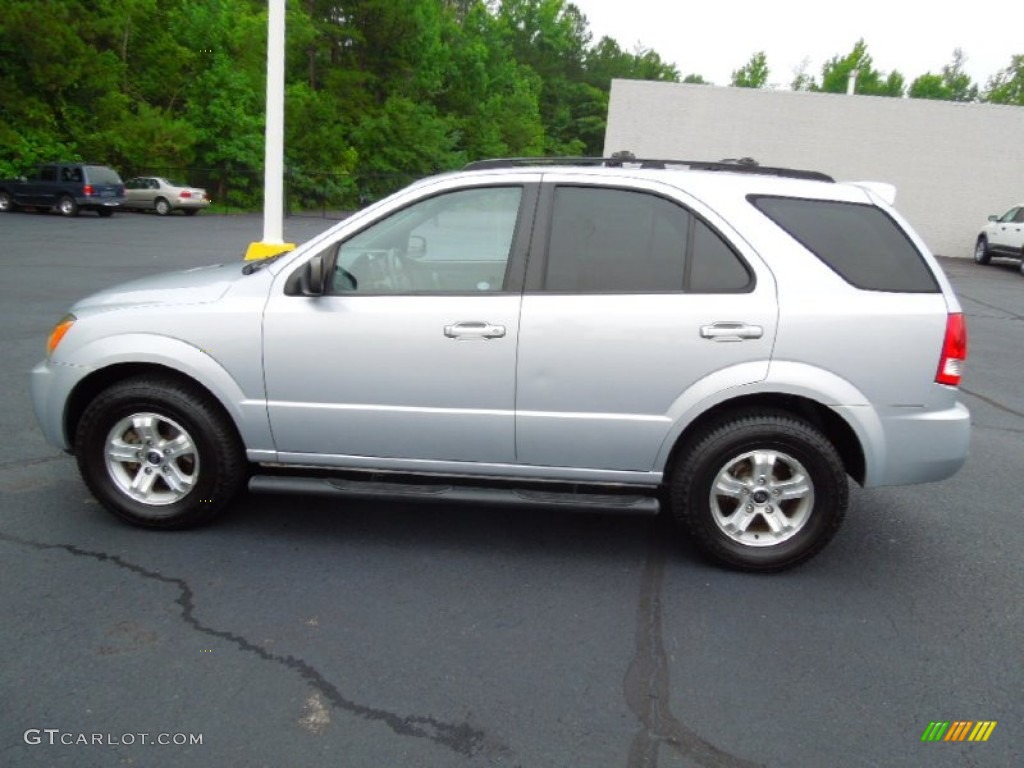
[248,475,661,516]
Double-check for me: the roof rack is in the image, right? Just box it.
[463,152,834,183]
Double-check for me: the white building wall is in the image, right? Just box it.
[604,80,1024,257]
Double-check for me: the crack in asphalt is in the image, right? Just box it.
[623,530,763,768]
[0,454,68,472]
[0,531,492,758]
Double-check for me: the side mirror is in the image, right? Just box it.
[298,254,326,296]
[988,214,999,222]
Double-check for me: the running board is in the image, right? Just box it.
[248,475,660,516]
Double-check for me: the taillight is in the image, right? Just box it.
[180,190,192,199]
[83,184,94,196]
[935,312,967,386]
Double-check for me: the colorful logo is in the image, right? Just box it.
[921,721,997,742]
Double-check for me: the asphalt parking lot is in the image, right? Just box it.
[1,210,1021,767]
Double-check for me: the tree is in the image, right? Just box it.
[731,51,769,88]
[942,49,978,102]
[0,0,683,196]
[909,49,978,102]
[791,58,816,91]
[908,73,948,100]
[817,40,904,97]
[682,73,709,85]
[984,54,1024,105]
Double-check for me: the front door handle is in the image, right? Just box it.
[444,321,506,340]
[700,322,764,341]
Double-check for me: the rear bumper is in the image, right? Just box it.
[842,401,971,488]
[175,198,211,209]
[79,196,125,208]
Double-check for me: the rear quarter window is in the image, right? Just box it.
[750,195,939,293]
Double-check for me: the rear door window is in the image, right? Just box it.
[542,186,751,293]
[750,195,939,293]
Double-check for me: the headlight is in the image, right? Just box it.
[46,314,76,356]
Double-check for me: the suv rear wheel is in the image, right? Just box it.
[670,411,847,571]
[74,376,246,528]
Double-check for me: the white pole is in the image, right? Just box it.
[846,70,859,95]
[246,0,294,259]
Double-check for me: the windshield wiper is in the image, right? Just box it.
[241,252,287,275]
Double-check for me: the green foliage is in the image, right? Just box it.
[0,0,685,201]
[731,51,769,89]
[14,0,1019,208]
[682,73,709,85]
[909,50,979,102]
[984,54,1024,105]
[909,73,948,100]
[816,40,904,97]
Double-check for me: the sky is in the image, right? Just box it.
[571,0,1020,90]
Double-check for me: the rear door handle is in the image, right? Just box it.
[444,321,506,340]
[700,322,763,341]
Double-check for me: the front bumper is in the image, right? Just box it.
[31,358,90,451]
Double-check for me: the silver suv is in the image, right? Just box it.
[31,157,970,571]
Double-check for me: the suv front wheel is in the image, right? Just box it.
[974,237,991,265]
[670,411,848,571]
[74,376,246,528]
[58,195,78,217]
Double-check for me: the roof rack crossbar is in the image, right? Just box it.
[462,156,834,183]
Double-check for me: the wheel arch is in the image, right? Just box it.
[662,392,867,486]
[64,363,249,457]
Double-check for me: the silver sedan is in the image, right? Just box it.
[123,176,211,216]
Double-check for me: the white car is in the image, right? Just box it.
[123,176,211,216]
[975,204,1024,275]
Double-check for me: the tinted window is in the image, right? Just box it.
[545,187,688,291]
[1013,208,1024,224]
[999,207,1019,223]
[689,219,752,293]
[39,166,57,182]
[328,186,522,294]
[751,196,939,293]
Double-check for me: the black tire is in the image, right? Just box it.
[973,237,991,265]
[74,376,246,529]
[183,208,199,216]
[154,197,171,216]
[0,190,13,212]
[669,411,847,572]
[58,195,79,217]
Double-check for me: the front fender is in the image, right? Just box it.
[55,334,274,454]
